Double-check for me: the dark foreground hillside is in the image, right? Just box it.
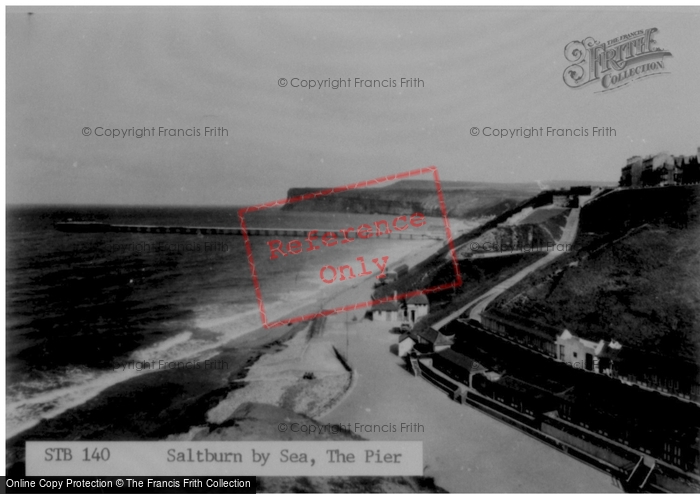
[492,185,700,361]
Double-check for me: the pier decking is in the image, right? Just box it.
[54,221,437,240]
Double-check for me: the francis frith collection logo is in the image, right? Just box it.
[563,28,672,93]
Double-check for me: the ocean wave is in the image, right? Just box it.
[7,330,222,438]
[6,217,439,440]
[5,288,324,439]
[128,330,193,362]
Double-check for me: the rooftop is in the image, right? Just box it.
[370,300,399,312]
[407,293,429,305]
[433,348,486,374]
[483,308,561,341]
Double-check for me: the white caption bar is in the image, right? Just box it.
[27,441,423,477]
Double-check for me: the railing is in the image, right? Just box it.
[54,221,438,239]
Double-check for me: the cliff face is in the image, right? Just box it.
[283,188,427,216]
[282,182,538,219]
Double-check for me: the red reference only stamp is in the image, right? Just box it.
[238,166,461,328]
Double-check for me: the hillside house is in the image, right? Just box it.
[620,148,700,187]
[661,159,684,186]
[556,329,611,372]
[406,294,429,323]
[552,193,579,208]
[624,156,647,187]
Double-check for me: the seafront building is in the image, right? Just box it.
[402,317,700,491]
[620,147,700,187]
[476,308,700,402]
[366,293,429,325]
[367,300,402,322]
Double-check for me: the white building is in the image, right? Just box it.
[555,329,621,373]
[406,294,429,324]
[367,300,401,322]
[398,333,416,357]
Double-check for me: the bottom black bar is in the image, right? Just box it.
[3,476,256,493]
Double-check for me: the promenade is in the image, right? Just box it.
[317,263,617,492]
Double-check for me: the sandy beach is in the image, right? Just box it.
[186,237,445,426]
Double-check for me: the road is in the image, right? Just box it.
[319,307,616,492]
[428,207,580,330]
[467,207,580,322]
[316,206,619,492]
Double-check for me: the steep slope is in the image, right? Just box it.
[491,185,700,361]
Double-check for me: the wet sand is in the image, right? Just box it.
[194,238,445,426]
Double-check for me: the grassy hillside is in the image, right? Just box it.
[374,251,547,331]
[383,179,616,191]
[491,185,700,362]
[369,190,558,328]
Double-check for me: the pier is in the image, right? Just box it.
[54,222,438,240]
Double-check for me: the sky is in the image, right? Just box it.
[6,6,700,206]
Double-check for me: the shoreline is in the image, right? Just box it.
[183,237,445,429]
[5,210,449,439]
[6,235,444,475]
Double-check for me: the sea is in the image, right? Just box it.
[6,205,442,439]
